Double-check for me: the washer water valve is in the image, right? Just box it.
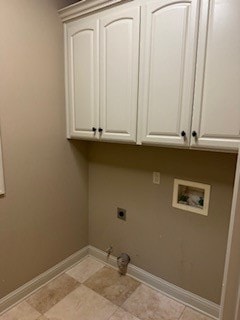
[117,253,131,275]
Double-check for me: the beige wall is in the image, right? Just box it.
[0,0,87,299]
[88,142,236,304]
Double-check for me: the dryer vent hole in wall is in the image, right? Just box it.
[117,207,126,221]
[105,245,130,276]
[117,253,131,275]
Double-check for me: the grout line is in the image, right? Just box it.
[179,306,186,320]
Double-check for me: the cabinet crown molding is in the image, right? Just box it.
[58,0,132,22]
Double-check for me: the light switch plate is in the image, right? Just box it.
[153,172,160,184]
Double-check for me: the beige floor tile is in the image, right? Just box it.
[84,266,140,306]
[180,307,214,320]
[0,301,41,320]
[37,317,49,320]
[122,284,185,320]
[66,256,104,283]
[109,308,141,320]
[45,285,118,320]
[26,273,80,314]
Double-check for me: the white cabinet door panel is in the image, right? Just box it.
[138,0,199,146]
[100,7,140,143]
[0,136,5,195]
[66,19,99,139]
[191,0,240,151]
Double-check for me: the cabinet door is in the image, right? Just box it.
[99,7,140,143]
[65,18,99,140]
[138,0,199,147]
[191,0,240,151]
[0,136,5,195]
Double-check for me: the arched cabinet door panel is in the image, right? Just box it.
[99,7,140,143]
[65,18,99,140]
[138,0,199,147]
[190,0,240,151]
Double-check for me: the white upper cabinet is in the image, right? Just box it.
[61,0,240,152]
[99,7,140,143]
[64,4,140,143]
[138,0,199,147]
[191,0,240,151]
[65,18,99,140]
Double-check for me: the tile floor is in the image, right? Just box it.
[0,257,214,320]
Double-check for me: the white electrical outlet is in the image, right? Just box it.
[153,172,160,184]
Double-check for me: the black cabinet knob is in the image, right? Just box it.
[92,127,97,132]
[98,128,103,133]
[181,131,186,137]
[192,131,197,137]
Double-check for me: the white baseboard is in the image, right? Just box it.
[0,246,88,315]
[0,245,220,319]
[88,246,220,319]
